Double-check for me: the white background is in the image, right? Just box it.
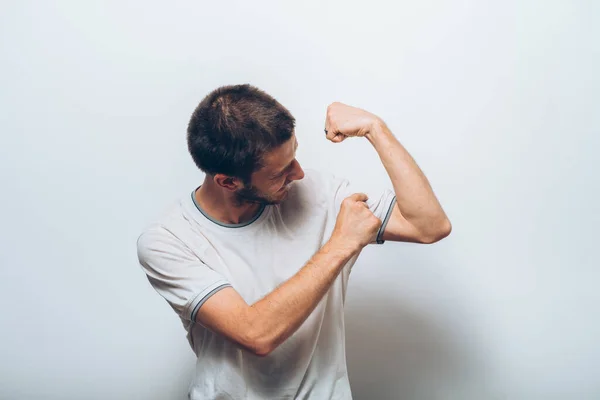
[1,1,598,399]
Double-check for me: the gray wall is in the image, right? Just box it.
[1,0,598,399]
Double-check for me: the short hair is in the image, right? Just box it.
[187,84,295,183]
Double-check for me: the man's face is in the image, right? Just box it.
[233,134,304,206]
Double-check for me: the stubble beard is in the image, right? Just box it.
[233,184,286,207]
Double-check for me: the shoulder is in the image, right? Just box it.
[280,168,349,214]
[299,168,350,200]
[294,168,347,196]
[137,195,203,257]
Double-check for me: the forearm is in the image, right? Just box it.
[246,239,355,355]
[366,120,450,235]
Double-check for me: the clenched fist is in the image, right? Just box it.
[330,193,382,253]
[324,102,383,143]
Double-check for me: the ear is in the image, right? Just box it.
[214,174,243,191]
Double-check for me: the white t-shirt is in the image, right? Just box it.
[137,168,396,400]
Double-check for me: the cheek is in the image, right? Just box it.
[269,180,283,190]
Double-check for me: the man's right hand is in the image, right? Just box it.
[330,193,382,253]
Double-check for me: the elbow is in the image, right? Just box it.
[253,350,271,357]
[439,218,452,239]
[241,323,276,357]
[249,340,275,357]
[420,218,452,244]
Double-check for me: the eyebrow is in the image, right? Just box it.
[271,140,298,177]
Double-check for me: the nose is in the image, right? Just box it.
[288,159,305,181]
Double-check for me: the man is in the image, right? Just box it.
[137,84,451,399]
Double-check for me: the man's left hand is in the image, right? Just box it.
[324,102,382,143]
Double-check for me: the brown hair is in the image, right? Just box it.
[187,84,295,183]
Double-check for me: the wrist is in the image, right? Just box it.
[326,236,361,257]
[365,119,392,146]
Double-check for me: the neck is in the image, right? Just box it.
[194,178,263,225]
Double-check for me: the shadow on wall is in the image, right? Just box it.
[344,287,484,400]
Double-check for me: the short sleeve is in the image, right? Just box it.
[137,227,231,321]
[330,174,397,245]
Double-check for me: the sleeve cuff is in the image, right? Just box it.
[185,280,232,321]
[375,196,397,244]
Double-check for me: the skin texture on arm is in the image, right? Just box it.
[195,193,381,357]
[366,122,451,244]
[324,103,452,244]
[196,239,354,356]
